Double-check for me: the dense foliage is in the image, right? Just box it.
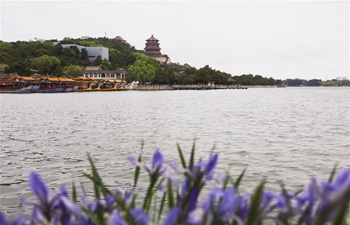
[283,78,350,87]
[0,37,137,76]
[232,74,281,86]
[1,144,349,225]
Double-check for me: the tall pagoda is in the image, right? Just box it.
[144,34,162,57]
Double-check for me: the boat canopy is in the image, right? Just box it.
[39,77,60,82]
[58,77,75,82]
[74,76,96,81]
[20,76,35,81]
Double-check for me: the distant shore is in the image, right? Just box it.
[133,85,349,90]
[133,84,281,90]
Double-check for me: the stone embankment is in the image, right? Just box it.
[134,84,254,90]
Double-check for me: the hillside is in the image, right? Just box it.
[0,37,280,85]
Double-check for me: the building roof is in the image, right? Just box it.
[147,34,158,41]
[153,56,171,64]
[84,66,102,71]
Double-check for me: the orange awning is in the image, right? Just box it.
[74,76,85,80]
[8,75,23,81]
[20,76,35,81]
[58,77,75,82]
[39,77,60,82]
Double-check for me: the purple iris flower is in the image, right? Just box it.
[333,169,350,191]
[202,188,220,213]
[60,186,69,198]
[25,171,67,223]
[217,187,242,220]
[239,199,249,220]
[164,206,181,225]
[181,178,190,196]
[184,154,218,186]
[105,194,115,212]
[187,208,205,225]
[169,161,185,173]
[32,207,45,224]
[123,189,134,202]
[57,186,83,218]
[314,169,350,220]
[294,177,323,223]
[114,188,134,203]
[0,212,7,225]
[107,211,127,225]
[269,192,290,213]
[202,187,248,224]
[187,188,199,213]
[296,177,319,210]
[152,148,164,170]
[261,191,275,207]
[29,172,56,206]
[130,208,149,225]
[81,195,97,212]
[204,153,218,181]
[2,215,27,225]
[128,148,167,177]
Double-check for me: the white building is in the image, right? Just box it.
[55,43,109,62]
[336,77,349,81]
[83,66,128,80]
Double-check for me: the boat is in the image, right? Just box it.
[0,75,39,93]
[277,84,286,88]
[74,76,98,91]
[74,77,130,92]
[36,77,78,93]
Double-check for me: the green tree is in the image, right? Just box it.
[93,56,102,66]
[307,79,322,86]
[193,65,213,84]
[31,55,61,75]
[100,58,110,70]
[81,48,89,60]
[0,41,12,63]
[128,53,159,84]
[6,61,31,76]
[62,65,84,77]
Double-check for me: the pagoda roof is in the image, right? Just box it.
[147,34,158,41]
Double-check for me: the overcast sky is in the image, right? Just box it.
[1,1,349,80]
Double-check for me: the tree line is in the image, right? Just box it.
[282,79,349,87]
[0,37,137,77]
[1,37,285,85]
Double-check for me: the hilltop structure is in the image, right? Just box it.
[144,34,171,65]
[115,36,127,44]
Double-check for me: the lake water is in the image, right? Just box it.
[0,87,349,214]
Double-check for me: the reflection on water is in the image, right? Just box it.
[1,87,349,213]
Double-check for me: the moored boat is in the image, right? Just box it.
[36,77,78,93]
[74,77,130,92]
[0,75,39,93]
